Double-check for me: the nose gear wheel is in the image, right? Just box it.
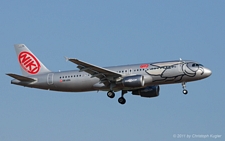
[182,82,188,94]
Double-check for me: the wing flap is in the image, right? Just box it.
[6,73,36,82]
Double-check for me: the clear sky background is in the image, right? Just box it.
[1,1,224,141]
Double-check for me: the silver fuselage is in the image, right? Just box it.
[11,60,211,92]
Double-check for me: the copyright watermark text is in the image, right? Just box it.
[173,134,222,139]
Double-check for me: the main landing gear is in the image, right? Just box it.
[107,90,127,105]
[118,90,127,105]
[107,91,115,98]
[182,82,188,94]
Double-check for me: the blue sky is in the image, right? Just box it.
[1,1,224,141]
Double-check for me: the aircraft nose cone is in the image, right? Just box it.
[204,68,212,77]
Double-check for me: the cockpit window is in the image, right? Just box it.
[192,63,203,67]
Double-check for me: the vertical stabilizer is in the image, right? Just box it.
[14,44,51,76]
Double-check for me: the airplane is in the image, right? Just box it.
[6,44,212,104]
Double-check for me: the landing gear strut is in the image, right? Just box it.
[182,82,188,94]
[118,90,127,105]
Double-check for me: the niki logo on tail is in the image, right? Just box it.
[19,51,41,74]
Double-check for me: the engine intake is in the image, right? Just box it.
[132,86,160,98]
[122,75,144,88]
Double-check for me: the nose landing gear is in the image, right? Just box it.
[182,82,188,94]
[183,89,188,94]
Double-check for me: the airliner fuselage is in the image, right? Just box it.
[7,44,212,104]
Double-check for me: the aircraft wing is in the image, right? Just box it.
[68,58,122,83]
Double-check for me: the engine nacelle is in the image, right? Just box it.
[132,86,160,98]
[122,75,144,88]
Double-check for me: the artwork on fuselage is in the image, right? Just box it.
[146,61,204,82]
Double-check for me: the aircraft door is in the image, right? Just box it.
[178,62,184,73]
[47,73,54,85]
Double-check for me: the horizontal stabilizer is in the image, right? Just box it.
[6,73,36,82]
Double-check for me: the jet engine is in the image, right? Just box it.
[122,75,144,88]
[132,86,160,98]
